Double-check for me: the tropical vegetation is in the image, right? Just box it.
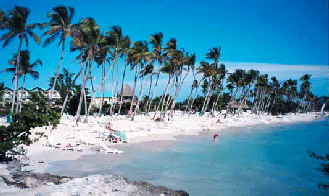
[0,5,327,122]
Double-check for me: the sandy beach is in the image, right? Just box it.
[0,112,326,195]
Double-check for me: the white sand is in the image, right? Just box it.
[0,111,326,195]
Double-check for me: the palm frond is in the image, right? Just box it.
[42,31,61,47]
[27,30,40,44]
[1,33,16,48]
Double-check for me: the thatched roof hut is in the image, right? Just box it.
[118,84,134,97]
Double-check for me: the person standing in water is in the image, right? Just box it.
[213,133,220,142]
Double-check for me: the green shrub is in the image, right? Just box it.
[0,92,61,161]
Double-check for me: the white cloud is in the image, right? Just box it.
[223,61,329,79]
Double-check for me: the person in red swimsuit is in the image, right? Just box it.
[213,133,220,142]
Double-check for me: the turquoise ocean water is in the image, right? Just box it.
[49,118,329,196]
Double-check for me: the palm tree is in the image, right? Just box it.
[206,47,221,66]
[43,6,75,96]
[0,6,42,113]
[106,26,131,115]
[168,52,196,117]
[94,35,109,115]
[126,40,150,119]
[71,17,102,123]
[148,32,164,115]
[299,74,312,112]
[4,50,42,111]
[197,61,216,113]
[140,63,154,112]
[5,50,42,82]
[49,68,78,115]
[150,32,164,64]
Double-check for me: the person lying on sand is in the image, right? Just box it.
[105,122,116,132]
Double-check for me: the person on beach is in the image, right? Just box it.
[105,122,116,132]
[213,133,220,142]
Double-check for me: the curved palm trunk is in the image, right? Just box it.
[144,74,153,113]
[87,76,96,118]
[147,73,160,113]
[98,63,106,116]
[185,87,194,113]
[18,75,27,113]
[75,63,89,124]
[134,76,145,117]
[129,67,139,119]
[211,93,220,115]
[60,92,70,116]
[201,80,212,113]
[189,90,198,115]
[11,39,23,114]
[168,71,190,119]
[153,75,171,119]
[61,66,83,116]
[50,44,65,96]
[118,63,128,115]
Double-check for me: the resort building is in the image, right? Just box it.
[90,97,115,107]
[0,87,61,105]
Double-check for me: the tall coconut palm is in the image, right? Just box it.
[4,50,42,111]
[106,26,131,114]
[140,63,155,112]
[43,6,75,96]
[153,61,175,119]
[197,61,216,113]
[71,17,102,123]
[94,35,109,115]
[0,6,42,113]
[299,74,312,112]
[126,40,150,119]
[147,32,164,115]
[168,52,196,117]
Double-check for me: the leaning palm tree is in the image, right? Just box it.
[71,17,102,123]
[140,63,154,112]
[4,50,42,112]
[106,26,131,115]
[0,6,42,113]
[126,40,150,119]
[43,6,75,96]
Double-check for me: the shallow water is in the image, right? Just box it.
[48,118,329,196]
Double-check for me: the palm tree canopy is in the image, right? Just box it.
[43,6,75,48]
[4,50,42,80]
[106,26,131,58]
[127,40,150,70]
[0,6,42,48]
[71,17,102,61]
[149,32,164,63]
[206,47,221,63]
[139,64,154,78]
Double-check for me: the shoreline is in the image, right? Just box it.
[0,112,327,195]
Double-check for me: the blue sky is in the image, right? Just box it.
[0,0,328,97]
